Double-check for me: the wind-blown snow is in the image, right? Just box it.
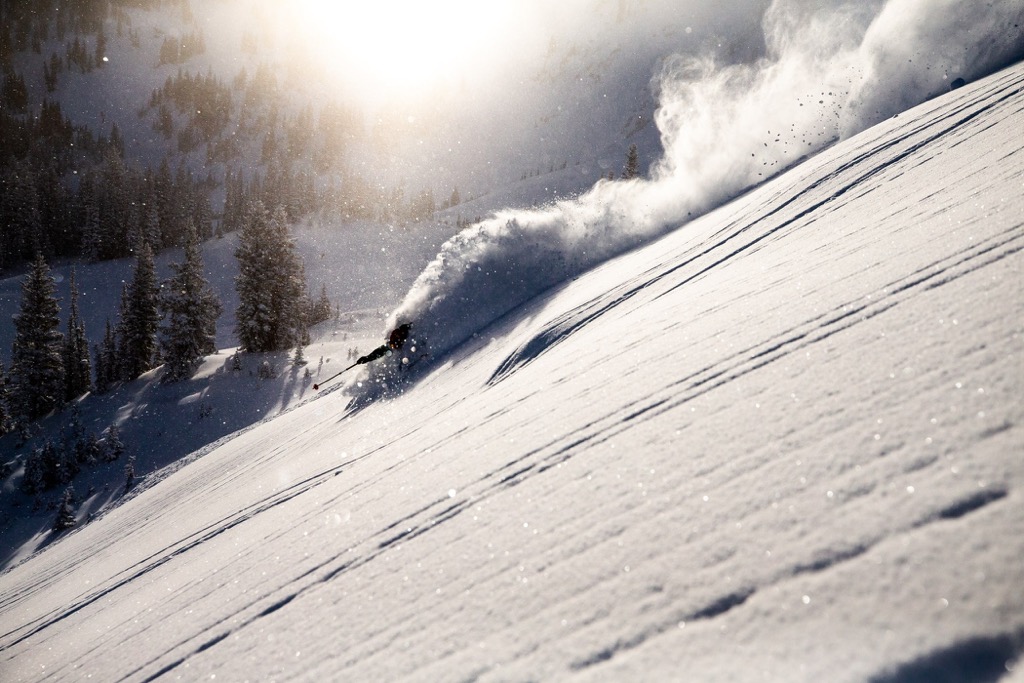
[385,0,1024,365]
[1,58,1021,682]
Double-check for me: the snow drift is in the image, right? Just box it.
[384,0,1024,366]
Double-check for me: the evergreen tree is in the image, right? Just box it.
[235,202,307,352]
[623,143,640,180]
[119,242,160,379]
[0,358,11,436]
[159,220,222,381]
[2,161,44,264]
[9,254,64,421]
[66,404,93,465]
[86,432,103,463]
[36,439,60,489]
[63,269,91,400]
[105,423,124,462]
[93,318,118,393]
[53,438,78,485]
[144,191,162,251]
[53,486,77,531]
[99,149,130,258]
[235,201,274,352]
[114,284,130,379]
[21,446,44,494]
[79,177,103,261]
[123,455,136,492]
[269,205,307,348]
[1,70,28,112]
[308,283,332,326]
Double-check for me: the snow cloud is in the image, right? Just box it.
[383,0,1024,363]
[843,0,1024,133]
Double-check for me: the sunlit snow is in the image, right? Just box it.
[1,58,1022,683]
[1,0,1023,680]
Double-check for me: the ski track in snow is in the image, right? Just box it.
[1,65,1023,682]
[489,66,1024,386]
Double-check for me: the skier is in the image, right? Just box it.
[313,323,419,390]
[355,322,412,366]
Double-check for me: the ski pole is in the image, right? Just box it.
[313,361,359,390]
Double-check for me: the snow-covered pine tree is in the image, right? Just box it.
[0,358,11,436]
[53,486,77,531]
[65,404,93,466]
[84,433,103,463]
[105,423,125,462]
[20,446,44,494]
[268,204,308,349]
[294,278,311,350]
[93,318,117,393]
[91,342,105,393]
[9,254,65,421]
[63,269,92,400]
[159,219,222,381]
[235,200,274,352]
[235,201,308,352]
[53,438,78,485]
[114,283,130,379]
[119,241,160,380]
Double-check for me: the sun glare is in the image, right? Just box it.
[291,0,522,100]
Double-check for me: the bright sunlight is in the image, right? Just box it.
[290,0,525,100]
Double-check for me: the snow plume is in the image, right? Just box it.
[383,0,1024,364]
[842,0,1024,133]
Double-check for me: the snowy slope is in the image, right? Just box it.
[1,58,1022,683]
[0,216,453,568]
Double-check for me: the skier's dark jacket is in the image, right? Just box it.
[357,323,412,365]
[387,323,411,350]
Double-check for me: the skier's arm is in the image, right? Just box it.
[357,345,389,365]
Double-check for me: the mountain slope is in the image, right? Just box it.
[0,63,1022,682]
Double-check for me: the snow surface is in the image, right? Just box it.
[1,55,1022,683]
[0,217,453,568]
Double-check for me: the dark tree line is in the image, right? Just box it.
[146,69,232,150]
[0,143,212,273]
[158,30,205,66]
